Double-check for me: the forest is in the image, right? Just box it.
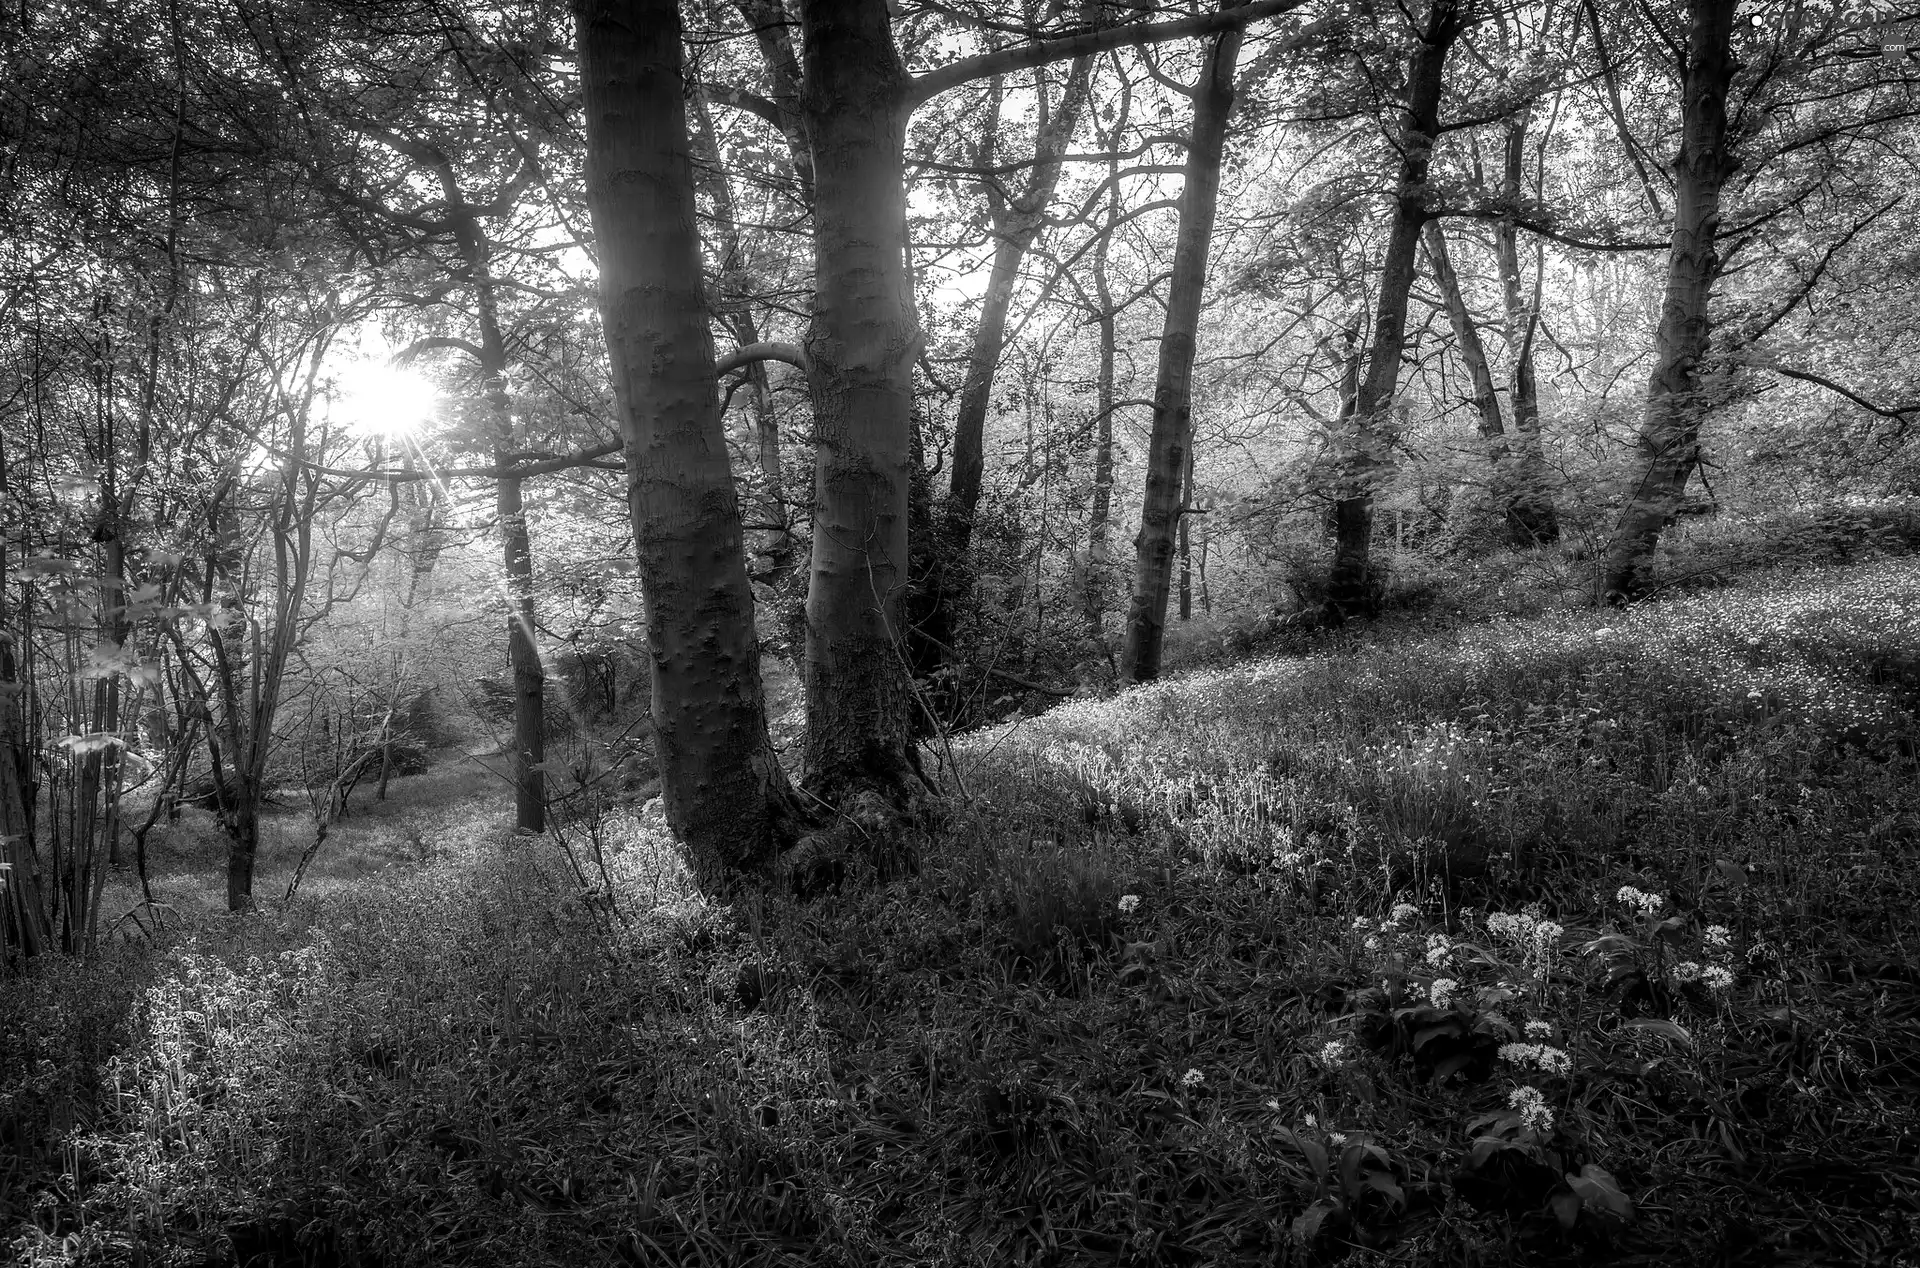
[3,0,1919,1263]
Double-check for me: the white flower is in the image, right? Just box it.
[1524,1020,1554,1041]
[1429,978,1461,1009]
[1328,1131,1349,1146]
[1616,886,1663,916]
[1363,936,1381,951]
[1594,627,1615,639]
[1316,1039,1352,1070]
[1390,902,1420,925]
[1701,966,1735,991]
[1302,1111,1318,1127]
[1180,1068,1205,1089]
[1499,1043,1572,1076]
[1117,894,1141,915]
[1509,1085,1555,1134]
[1704,924,1732,948]
[1265,1099,1282,1112]
[1352,916,1373,931]
[1425,933,1455,967]
[1671,960,1704,984]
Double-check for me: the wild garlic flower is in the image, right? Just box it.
[1616,886,1663,916]
[1429,978,1461,1009]
[1328,1131,1349,1146]
[1509,1086,1555,1134]
[1363,936,1381,951]
[1316,1039,1352,1070]
[1486,911,1564,954]
[1498,1043,1572,1076]
[1425,934,1455,967]
[1302,1111,1319,1127]
[1704,924,1732,949]
[1670,960,1704,984]
[1524,1020,1554,1041]
[1352,916,1373,931]
[1117,894,1141,915]
[1389,901,1420,925]
[1180,1068,1205,1089]
[1701,966,1735,991]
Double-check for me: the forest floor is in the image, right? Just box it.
[5,550,1920,1267]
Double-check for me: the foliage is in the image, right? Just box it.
[3,558,1917,1265]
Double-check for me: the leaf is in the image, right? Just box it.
[1281,1127,1328,1177]
[1413,1020,1465,1051]
[1623,1017,1694,1047]
[1713,858,1750,887]
[1566,1164,1633,1221]
[1549,1186,1583,1229]
[1361,1169,1406,1208]
[1432,1051,1475,1085]
[1290,1199,1343,1246]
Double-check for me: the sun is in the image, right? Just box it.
[335,361,441,440]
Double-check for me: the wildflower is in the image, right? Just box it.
[1524,1020,1554,1041]
[1328,1131,1349,1146]
[1363,937,1381,951]
[1747,939,1775,964]
[1181,1068,1205,1089]
[1316,1039,1352,1070]
[1302,1111,1318,1127]
[1594,627,1615,639]
[1671,960,1704,984]
[1509,1086,1555,1135]
[1117,894,1141,915]
[1265,1099,1282,1112]
[1351,916,1373,931]
[1616,886,1663,916]
[1429,978,1461,1009]
[1701,966,1735,991]
[1390,902,1420,925]
[1498,1043,1572,1076]
[1704,925,1732,949]
[1425,933,1455,967]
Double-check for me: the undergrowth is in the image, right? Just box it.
[4,558,1919,1266]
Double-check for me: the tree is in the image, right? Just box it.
[1324,0,1472,621]
[1120,14,1243,684]
[1599,0,1737,601]
[572,0,800,882]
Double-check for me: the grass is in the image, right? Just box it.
[5,557,1920,1266]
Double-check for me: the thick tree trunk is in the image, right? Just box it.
[1491,118,1560,545]
[1324,0,1466,621]
[574,0,798,882]
[1120,19,1242,684]
[794,0,922,806]
[1601,0,1736,600]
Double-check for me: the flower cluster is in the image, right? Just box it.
[1316,1039,1352,1070]
[1616,886,1663,916]
[1429,978,1461,1009]
[1498,1042,1573,1075]
[1509,1086,1555,1135]
[1425,933,1455,968]
[1117,894,1141,915]
[1486,910,1564,955]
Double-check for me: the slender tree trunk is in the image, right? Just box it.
[1601,0,1736,601]
[1324,0,1467,621]
[574,0,799,882]
[947,55,1094,544]
[1,525,47,962]
[1120,18,1242,684]
[794,0,922,807]
[1178,445,1194,621]
[1083,150,1121,652]
[1423,221,1509,458]
[465,254,545,834]
[1491,117,1560,544]
[692,87,796,582]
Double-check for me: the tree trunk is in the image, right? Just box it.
[946,56,1094,544]
[794,0,922,807]
[1601,0,1736,600]
[1,531,48,962]
[1324,0,1467,621]
[1491,117,1560,545]
[574,0,799,882]
[1120,18,1242,684]
[1422,221,1510,458]
[1083,147,1121,653]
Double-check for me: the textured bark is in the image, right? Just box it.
[1490,118,1560,544]
[1601,0,1737,601]
[795,0,921,804]
[1083,149,1121,650]
[734,0,815,202]
[1324,0,1466,621]
[575,0,798,881]
[1422,220,1509,459]
[1120,18,1242,684]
